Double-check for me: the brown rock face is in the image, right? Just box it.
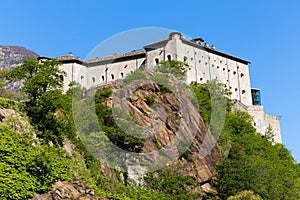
[30,176,110,200]
[109,70,221,185]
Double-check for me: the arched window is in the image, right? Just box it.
[92,77,95,83]
[167,55,171,61]
[101,75,105,81]
[111,74,114,80]
[120,72,124,78]
[155,58,159,65]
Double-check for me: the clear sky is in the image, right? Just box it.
[1,0,300,162]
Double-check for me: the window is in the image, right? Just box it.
[111,74,114,80]
[184,56,188,62]
[233,71,236,75]
[205,62,208,65]
[101,75,105,81]
[240,73,244,77]
[191,57,193,61]
[223,68,226,71]
[120,72,124,78]
[92,77,95,83]
[81,76,84,80]
[167,55,171,61]
[235,88,238,91]
[200,78,203,81]
[242,90,246,94]
[155,58,159,65]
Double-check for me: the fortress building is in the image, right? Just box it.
[47,32,281,143]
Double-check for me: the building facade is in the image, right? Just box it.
[53,32,281,143]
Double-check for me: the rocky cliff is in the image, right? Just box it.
[0,46,38,70]
[98,70,221,193]
[0,46,38,90]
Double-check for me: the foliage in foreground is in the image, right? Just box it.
[214,111,300,200]
[2,59,300,199]
[0,126,71,200]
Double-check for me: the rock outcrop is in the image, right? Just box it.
[30,176,110,200]
[0,46,38,70]
[108,70,221,188]
[0,45,38,90]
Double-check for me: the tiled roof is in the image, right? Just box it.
[84,49,146,64]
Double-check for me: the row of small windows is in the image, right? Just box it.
[199,77,246,94]
[90,71,132,83]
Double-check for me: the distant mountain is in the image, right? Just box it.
[0,46,39,91]
[0,45,38,70]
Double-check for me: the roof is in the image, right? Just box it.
[84,49,146,66]
[50,32,250,66]
[144,32,250,64]
[143,38,170,50]
[181,36,251,64]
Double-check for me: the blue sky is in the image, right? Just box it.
[1,0,300,162]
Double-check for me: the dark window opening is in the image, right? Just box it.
[184,56,188,62]
[167,55,171,61]
[120,72,124,78]
[155,58,159,65]
[241,73,244,77]
[111,74,114,80]
[92,77,95,83]
[101,75,105,81]
[242,90,246,94]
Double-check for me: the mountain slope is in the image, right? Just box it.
[0,45,38,70]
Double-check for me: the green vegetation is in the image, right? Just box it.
[157,60,190,78]
[1,59,300,199]
[0,126,71,200]
[94,87,145,152]
[144,168,198,200]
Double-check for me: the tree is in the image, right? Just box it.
[7,58,65,101]
[0,69,18,99]
[214,111,300,199]
[7,58,69,144]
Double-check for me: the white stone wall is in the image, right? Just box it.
[247,105,282,143]
[264,113,282,143]
[60,62,88,92]
[58,32,281,143]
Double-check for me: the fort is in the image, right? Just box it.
[49,32,281,143]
